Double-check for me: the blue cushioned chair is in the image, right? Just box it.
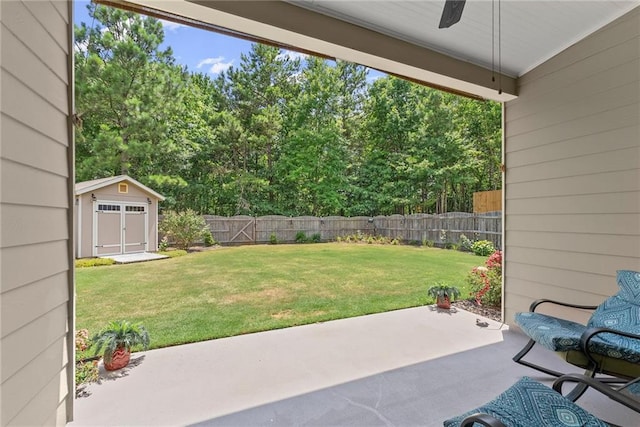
[443,374,640,427]
[513,270,640,399]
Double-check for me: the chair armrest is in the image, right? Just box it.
[552,373,640,412]
[460,413,507,427]
[580,327,640,370]
[529,298,598,312]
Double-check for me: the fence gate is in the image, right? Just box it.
[228,216,255,244]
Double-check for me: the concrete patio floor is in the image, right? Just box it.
[70,306,639,426]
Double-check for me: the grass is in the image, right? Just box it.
[76,243,483,350]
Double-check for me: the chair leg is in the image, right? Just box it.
[511,339,629,401]
[562,368,595,401]
[512,339,566,377]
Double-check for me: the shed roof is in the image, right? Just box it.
[75,175,166,201]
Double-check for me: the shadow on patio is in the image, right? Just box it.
[70,307,638,426]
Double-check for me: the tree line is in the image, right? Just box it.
[74,5,502,217]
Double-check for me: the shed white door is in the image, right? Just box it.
[123,205,147,253]
[94,202,148,256]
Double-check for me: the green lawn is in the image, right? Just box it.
[76,243,483,350]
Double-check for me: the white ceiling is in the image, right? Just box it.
[288,1,639,77]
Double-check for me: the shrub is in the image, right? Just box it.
[75,329,99,395]
[75,258,116,268]
[203,229,215,247]
[467,250,502,307]
[160,210,209,250]
[158,236,169,251]
[311,233,321,243]
[269,233,278,244]
[471,240,495,257]
[76,329,90,352]
[295,231,308,243]
[459,234,474,252]
[76,360,99,389]
[336,233,399,245]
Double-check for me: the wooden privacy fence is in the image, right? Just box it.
[192,212,502,248]
[474,190,502,213]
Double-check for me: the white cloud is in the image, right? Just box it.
[161,19,186,32]
[277,50,308,62]
[197,57,234,75]
[74,39,88,54]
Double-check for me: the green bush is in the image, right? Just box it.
[158,236,169,251]
[203,228,215,247]
[471,240,495,256]
[75,258,116,268]
[269,233,278,244]
[422,239,435,247]
[311,233,321,243]
[459,234,474,252]
[75,329,99,396]
[336,233,398,245]
[160,209,209,250]
[467,250,503,307]
[467,267,501,307]
[295,231,308,243]
[76,360,99,387]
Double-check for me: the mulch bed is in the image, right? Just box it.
[451,299,502,323]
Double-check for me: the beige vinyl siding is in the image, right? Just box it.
[503,7,640,325]
[0,0,73,425]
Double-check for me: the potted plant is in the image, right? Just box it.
[427,283,461,310]
[91,320,150,371]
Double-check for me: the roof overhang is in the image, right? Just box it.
[97,1,639,103]
[75,175,166,201]
[97,0,517,102]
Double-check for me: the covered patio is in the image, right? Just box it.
[70,307,638,426]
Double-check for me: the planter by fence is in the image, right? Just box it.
[159,212,501,248]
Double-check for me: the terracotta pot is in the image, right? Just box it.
[104,347,131,371]
[436,295,451,309]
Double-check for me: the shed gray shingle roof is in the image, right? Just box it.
[75,175,165,201]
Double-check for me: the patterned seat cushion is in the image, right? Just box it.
[585,271,640,363]
[443,377,608,427]
[514,312,586,352]
[515,270,640,363]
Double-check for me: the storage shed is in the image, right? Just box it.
[75,175,165,258]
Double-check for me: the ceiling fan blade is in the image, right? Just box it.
[439,0,466,28]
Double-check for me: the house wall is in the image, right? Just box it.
[77,182,160,258]
[503,7,640,325]
[0,0,74,425]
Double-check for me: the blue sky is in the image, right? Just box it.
[74,1,383,81]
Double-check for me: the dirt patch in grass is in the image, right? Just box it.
[271,309,294,319]
[220,288,291,305]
